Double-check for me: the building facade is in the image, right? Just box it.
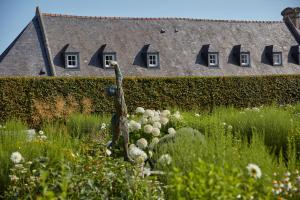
[0,7,300,77]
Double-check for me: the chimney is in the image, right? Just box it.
[281,7,300,30]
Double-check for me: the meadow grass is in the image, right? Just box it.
[66,113,110,138]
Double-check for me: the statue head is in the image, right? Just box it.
[109,60,118,67]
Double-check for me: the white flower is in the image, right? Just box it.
[9,175,19,181]
[150,116,160,124]
[160,117,169,125]
[153,110,160,117]
[152,127,160,137]
[136,138,148,149]
[38,130,44,135]
[158,154,172,166]
[106,149,112,156]
[140,117,148,125]
[195,113,200,117]
[129,120,141,132]
[161,110,171,117]
[129,145,147,162]
[246,163,262,179]
[168,128,176,135]
[40,135,47,140]
[144,124,153,134]
[227,125,233,130]
[26,129,36,141]
[144,109,155,118]
[173,111,181,120]
[285,171,291,177]
[135,107,145,114]
[10,152,23,164]
[143,167,152,176]
[101,123,106,130]
[149,137,159,149]
[153,121,161,129]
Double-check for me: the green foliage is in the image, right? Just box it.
[0,120,80,195]
[169,160,271,200]
[66,113,101,138]
[2,139,165,200]
[2,75,300,126]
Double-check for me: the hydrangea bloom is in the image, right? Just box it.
[129,120,141,132]
[136,138,148,149]
[135,107,145,114]
[158,154,172,166]
[144,109,155,118]
[160,117,169,125]
[168,127,176,135]
[129,145,148,162]
[140,117,148,125]
[152,127,160,137]
[144,124,153,134]
[150,116,160,123]
[246,163,262,179]
[10,152,23,164]
[161,110,171,117]
[153,121,162,129]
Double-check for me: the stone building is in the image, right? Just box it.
[0,7,300,77]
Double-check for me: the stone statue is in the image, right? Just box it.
[106,61,132,162]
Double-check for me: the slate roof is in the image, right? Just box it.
[0,9,300,77]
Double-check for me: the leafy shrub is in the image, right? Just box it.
[2,75,300,126]
[2,139,165,199]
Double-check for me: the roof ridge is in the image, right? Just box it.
[42,13,283,24]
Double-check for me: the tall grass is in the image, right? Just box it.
[66,113,108,138]
[155,121,299,199]
[182,105,300,157]
[0,120,81,194]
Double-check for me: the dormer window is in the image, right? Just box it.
[273,53,282,66]
[148,53,159,67]
[64,53,80,69]
[103,53,116,68]
[67,55,78,68]
[208,53,219,67]
[240,53,250,67]
[146,52,159,68]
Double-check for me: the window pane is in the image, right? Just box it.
[273,54,281,65]
[148,54,158,67]
[241,54,249,65]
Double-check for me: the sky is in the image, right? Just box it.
[0,0,299,55]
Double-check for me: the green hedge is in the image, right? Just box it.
[1,75,300,126]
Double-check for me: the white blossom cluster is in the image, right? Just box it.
[126,107,178,166]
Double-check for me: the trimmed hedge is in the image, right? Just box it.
[1,75,300,126]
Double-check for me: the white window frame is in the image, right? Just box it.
[104,54,116,68]
[273,53,282,66]
[66,54,78,68]
[240,53,250,66]
[148,53,159,68]
[208,53,218,66]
